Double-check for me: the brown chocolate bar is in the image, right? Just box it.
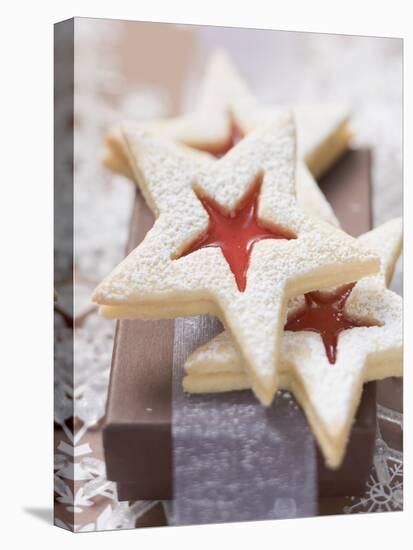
[103,149,376,505]
[103,195,174,500]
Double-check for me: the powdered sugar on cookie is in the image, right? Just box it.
[184,218,402,466]
[93,112,378,405]
[101,50,345,227]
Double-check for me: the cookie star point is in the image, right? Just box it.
[183,219,402,464]
[357,217,402,287]
[94,116,380,406]
[101,52,349,227]
[285,283,377,365]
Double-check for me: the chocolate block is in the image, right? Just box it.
[135,502,168,528]
[318,148,373,236]
[104,149,376,506]
[103,196,174,500]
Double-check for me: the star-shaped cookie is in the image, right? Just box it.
[93,111,378,405]
[102,50,349,227]
[184,218,402,466]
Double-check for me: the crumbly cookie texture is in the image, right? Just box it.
[101,50,348,227]
[93,112,379,406]
[184,218,402,467]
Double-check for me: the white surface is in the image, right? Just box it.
[0,1,410,549]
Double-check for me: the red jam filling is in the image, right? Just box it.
[194,119,244,158]
[179,180,296,292]
[285,284,376,364]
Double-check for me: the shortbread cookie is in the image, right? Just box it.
[101,50,347,226]
[184,218,402,467]
[294,105,352,178]
[93,112,379,405]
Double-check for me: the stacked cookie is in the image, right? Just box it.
[93,52,402,468]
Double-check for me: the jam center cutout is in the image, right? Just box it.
[285,284,378,364]
[194,118,244,158]
[179,179,296,292]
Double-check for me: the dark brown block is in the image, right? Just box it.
[103,149,377,506]
[135,502,168,528]
[103,196,174,499]
[377,376,403,452]
[318,148,373,236]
